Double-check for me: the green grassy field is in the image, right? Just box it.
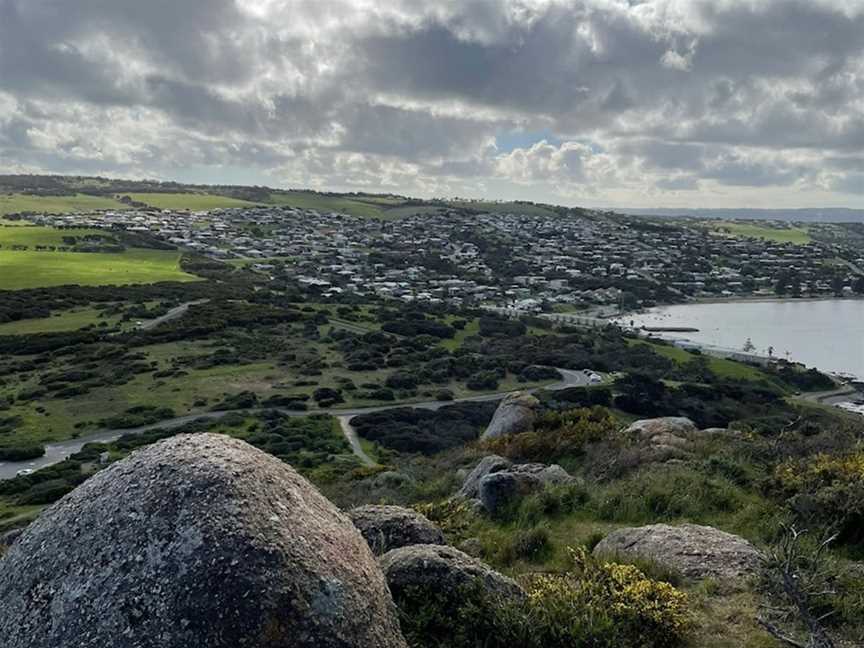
[0,225,107,248]
[0,193,128,216]
[441,318,480,351]
[629,339,770,382]
[710,221,811,245]
[0,308,119,335]
[123,193,260,210]
[267,192,389,219]
[0,248,196,290]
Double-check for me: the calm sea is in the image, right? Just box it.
[616,299,864,379]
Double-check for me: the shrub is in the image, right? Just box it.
[771,451,864,544]
[514,547,691,648]
[482,407,617,463]
[0,445,45,461]
[400,546,691,648]
[312,387,343,404]
[498,526,552,564]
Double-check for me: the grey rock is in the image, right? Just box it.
[0,433,407,648]
[380,544,524,605]
[478,471,543,514]
[457,455,512,499]
[510,462,574,486]
[593,523,763,582]
[481,392,540,440]
[349,505,445,555]
[624,417,698,441]
[457,456,574,514]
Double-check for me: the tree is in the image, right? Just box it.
[743,338,756,353]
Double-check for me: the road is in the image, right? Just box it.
[0,368,593,480]
[138,300,209,331]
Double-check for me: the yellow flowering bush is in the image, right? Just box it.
[518,547,691,648]
[773,451,864,543]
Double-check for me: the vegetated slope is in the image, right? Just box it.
[0,193,128,216]
[122,193,261,210]
[266,191,393,219]
[707,221,812,245]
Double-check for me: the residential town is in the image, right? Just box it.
[21,204,864,314]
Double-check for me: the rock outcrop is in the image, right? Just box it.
[380,544,524,606]
[593,523,763,582]
[457,455,574,514]
[480,392,540,440]
[457,455,513,499]
[0,433,408,648]
[349,505,446,555]
[621,417,737,465]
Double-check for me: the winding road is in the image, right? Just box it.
[0,369,593,479]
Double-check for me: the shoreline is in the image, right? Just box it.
[610,298,864,387]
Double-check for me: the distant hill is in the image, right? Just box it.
[620,207,864,223]
[0,174,577,219]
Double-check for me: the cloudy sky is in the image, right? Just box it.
[1,0,863,208]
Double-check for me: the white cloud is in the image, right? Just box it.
[0,0,861,207]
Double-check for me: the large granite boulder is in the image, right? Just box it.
[480,392,540,440]
[593,523,763,582]
[478,471,544,514]
[380,544,524,606]
[349,505,446,555]
[457,455,512,499]
[456,456,574,514]
[0,433,408,648]
[624,417,698,442]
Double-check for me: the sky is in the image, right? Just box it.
[0,0,863,209]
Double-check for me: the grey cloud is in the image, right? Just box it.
[0,0,862,207]
[656,176,700,191]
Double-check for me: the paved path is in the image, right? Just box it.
[139,300,208,331]
[338,416,376,467]
[0,368,592,480]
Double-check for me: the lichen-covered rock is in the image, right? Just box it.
[457,456,574,514]
[0,433,407,648]
[457,455,512,499]
[593,523,763,582]
[379,544,524,605]
[624,417,698,441]
[349,505,445,555]
[480,392,540,440]
[510,462,574,486]
[478,470,543,514]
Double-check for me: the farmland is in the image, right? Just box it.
[266,192,391,219]
[0,193,128,216]
[709,221,812,245]
[122,193,260,210]
[0,248,195,290]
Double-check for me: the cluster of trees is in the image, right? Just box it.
[351,401,498,454]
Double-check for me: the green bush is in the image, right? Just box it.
[498,526,552,564]
[482,407,617,463]
[396,547,691,648]
[0,445,45,461]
